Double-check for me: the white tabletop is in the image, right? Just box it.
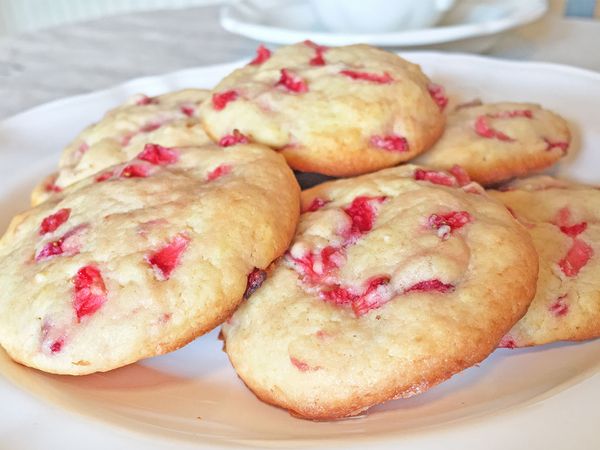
[0,5,599,120]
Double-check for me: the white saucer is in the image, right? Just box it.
[220,0,548,47]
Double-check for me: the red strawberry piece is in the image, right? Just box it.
[544,138,569,153]
[559,238,593,277]
[41,322,65,354]
[498,335,518,349]
[44,176,63,193]
[340,70,393,84]
[180,105,195,117]
[135,95,158,106]
[249,44,271,65]
[121,164,150,178]
[277,69,308,93]
[304,197,328,213]
[36,224,87,262]
[39,208,70,235]
[304,40,327,66]
[73,265,107,321]
[414,168,457,187]
[140,122,162,133]
[95,171,114,182]
[147,234,190,280]
[406,279,454,293]
[490,110,533,119]
[321,284,357,306]
[290,245,342,284]
[449,165,471,186]
[351,276,391,317]
[212,90,239,111]
[428,211,472,240]
[219,129,250,147]
[343,196,386,238]
[137,143,179,165]
[290,356,311,372]
[560,222,587,238]
[474,115,513,141]
[549,294,569,316]
[427,83,448,111]
[244,268,267,299]
[370,134,409,152]
[206,164,232,182]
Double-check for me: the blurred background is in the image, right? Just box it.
[0,0,597,37]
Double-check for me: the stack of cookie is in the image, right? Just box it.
[0,41,597,421]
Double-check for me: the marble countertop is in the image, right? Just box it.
[0,4,599,120]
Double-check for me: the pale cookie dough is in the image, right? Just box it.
[222,165,537,420]
[200,42,446,177]
[0,143,300,375]
[415,102,570,185]
[31,89,210,206]
[490,175,600,347]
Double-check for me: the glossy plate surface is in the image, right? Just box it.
[0,52,598,450]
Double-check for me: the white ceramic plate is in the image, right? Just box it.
[220,0,548,47]
[0,53,599,450]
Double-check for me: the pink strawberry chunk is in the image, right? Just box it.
[449,165,471,186]
[36,224,87,262]
[406,279,454,293]
[545,139,569,153]
[414,168,458,187]
[219,129,250,147]
[498,335,518,349]
[137,143,179,165]
[428,211,473,239]
[249,44,271,65]
[140,122,162,133]
[121,164,150,178]
[370,134,409,152]
[212,90,239,111]
[343,196,386,238]
[73,265,107,321]
[40,208,70,235]
[290,245,342,284]
[304,197,328,213]
[304,40,327,66]
[180,105,195,117]
[427,83,448,111]
[474,115,513,141]
[549,295,569,316]
[206,164,232,181]
[559,238,593,277]
[560,222,587,238]
[290,356,311,372]
[277,69,308,93]
[147,234,190,280]
[340,70,393,84]
[244,268,267,299]
[135,95,158,106]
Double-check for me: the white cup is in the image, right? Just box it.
[310,0,456,33]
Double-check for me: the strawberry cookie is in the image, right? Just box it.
[490,176,600,347]
[0,143,300,374]
[31,89,210,206]
[221,165,538,419]
[415,102,570,185]
[199,42,446,177]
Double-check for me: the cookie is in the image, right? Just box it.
[489,176,600,347]
[221,165,537,419]
[0,143,300,374]
[31,89,210,206]
[199,42,446,177]
[414,102,570,185]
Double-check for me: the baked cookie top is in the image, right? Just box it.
[489,175,600,347]
[221,165,537,419]
[31,89,210,206]
[199,42,446,177]
[0,143,300,375]
[415,102,570,185]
